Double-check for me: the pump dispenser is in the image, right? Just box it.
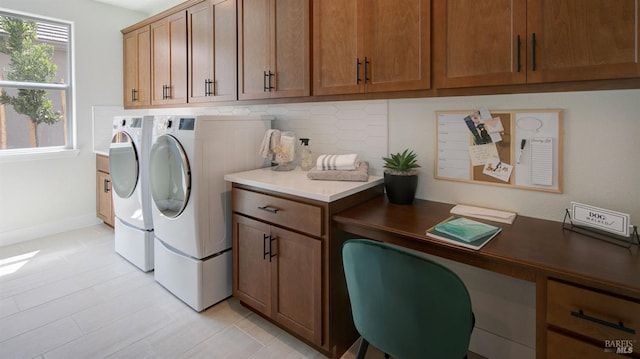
[299,138,313,171]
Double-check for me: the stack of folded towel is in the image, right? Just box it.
[307,154,369,182]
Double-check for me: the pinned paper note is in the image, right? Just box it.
[530,137,553,186]
[482,156,513,182]
[469,143,499,166]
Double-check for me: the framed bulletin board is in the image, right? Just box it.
[435,109,563,193]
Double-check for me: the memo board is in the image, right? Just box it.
[435,109,563,193]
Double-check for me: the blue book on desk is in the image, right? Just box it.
[426,217,501,250]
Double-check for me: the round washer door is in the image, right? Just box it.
[109,131,139,199]
[149,134,191,218]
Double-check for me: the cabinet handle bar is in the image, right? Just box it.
[364,57,370,83]
[571,310,636,334]
[269,236,276,262]
[516,35,521,72]
[263,233,270,260]
[531,33,536,71]
[258,205,279,214]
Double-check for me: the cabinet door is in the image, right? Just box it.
[313,0,364,95]
[433,0,527,88]
[96,171,114,226]
[212,0,238,101]
[151,11,187,105]
[270,226,322,345]
[238,0,271,100]
[232,215,272,316]
[187,1,213,103]
[271,0,310,98]
[123,26,150,108]
[527,0,640,83]
[188,0,237,104]
[364,0,431,92]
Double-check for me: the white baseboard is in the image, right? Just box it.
[470,327,536,359]
[0,213,103,247]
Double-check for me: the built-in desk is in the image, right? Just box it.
[333,196,640,358]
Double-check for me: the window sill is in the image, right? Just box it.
[0,148,80,164]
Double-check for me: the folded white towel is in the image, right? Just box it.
[259,129,281,158]
[316,154,359,171]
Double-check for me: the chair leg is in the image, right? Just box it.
[355,337,369,359]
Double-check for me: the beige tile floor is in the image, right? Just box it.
[0,224,392,359]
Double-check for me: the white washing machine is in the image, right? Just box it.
[109,115,154,272]
[149,115,271,311]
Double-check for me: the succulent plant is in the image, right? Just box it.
[382,149,420,175]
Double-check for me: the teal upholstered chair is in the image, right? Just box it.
[342,239,475,359]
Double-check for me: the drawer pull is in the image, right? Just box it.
[571,310,636,334]
[269,236,276,262]
[263,234,270,260]
[258,205,279,214]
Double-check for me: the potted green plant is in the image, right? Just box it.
[382,149,420,204]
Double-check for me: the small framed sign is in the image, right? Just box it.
[570,202,630,237]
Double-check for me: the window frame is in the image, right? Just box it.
[0,8,75,161]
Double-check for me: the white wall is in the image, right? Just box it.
[0,0,145,244]
[389,89,640,223]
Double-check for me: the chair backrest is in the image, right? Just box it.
[342,239,474,359]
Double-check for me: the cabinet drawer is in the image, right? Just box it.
[233,188,322,237]
[547,279,639,352]
[96,154,109,173]
[547,330,613,359]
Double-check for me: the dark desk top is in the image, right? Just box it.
[333,196,640,299]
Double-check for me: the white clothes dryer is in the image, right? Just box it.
[109,115,154,272]
[149,115,271,311]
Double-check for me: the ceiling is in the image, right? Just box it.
[91,0,184,15]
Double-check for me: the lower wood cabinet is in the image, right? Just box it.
[546,279,640,358]
[233,214,322,344]
[230,183,384,358]
[96,154,114,227]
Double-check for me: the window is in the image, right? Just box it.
[0,10,73,154]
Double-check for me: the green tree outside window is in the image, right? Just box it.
[0,16,62,147]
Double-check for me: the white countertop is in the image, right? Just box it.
[224,167,383,202]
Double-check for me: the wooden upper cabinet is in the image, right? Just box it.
[313,0,364,96]
[238,0,310,100]
[527,0,640,83]
[151,11,188,105]
[434,0,640,88]
[313,0,430,96]
[188,0,238,104]
[123,26,151,108]
[433,0,527,88]
[364,0,431,93]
